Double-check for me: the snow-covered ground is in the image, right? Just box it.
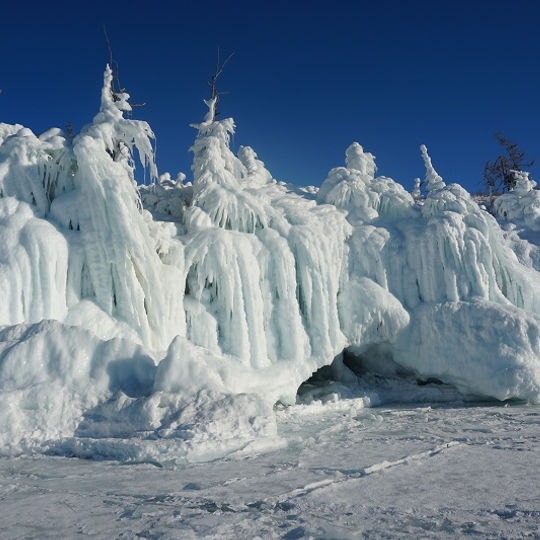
[1,398,538,538]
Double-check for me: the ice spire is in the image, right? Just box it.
[345,142,377,179]
[420,144,445,192]
[237,145,273,186]
[203,96,218,124]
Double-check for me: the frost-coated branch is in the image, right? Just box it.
[206,49,235,122]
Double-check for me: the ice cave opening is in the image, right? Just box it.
[296,345,467,406]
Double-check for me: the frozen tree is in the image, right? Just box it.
[69,65,182,348]
[0,125,74,217]
[484,133,534,193]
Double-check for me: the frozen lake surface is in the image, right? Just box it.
[1,400,539,538]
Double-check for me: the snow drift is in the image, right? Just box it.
[1,66,540,463]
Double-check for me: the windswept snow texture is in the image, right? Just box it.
[1,66,540,462]
[2,402,539,539]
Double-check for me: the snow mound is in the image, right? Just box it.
[395,300,540,402]
[51,390,281,466]
[0,320,280,464]
[0,320,155,454]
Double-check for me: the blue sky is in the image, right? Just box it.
[1,0,539,192]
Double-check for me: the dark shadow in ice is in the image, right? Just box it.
[296,344,505,408]
[106,357,156,398]
[282,526,306,539]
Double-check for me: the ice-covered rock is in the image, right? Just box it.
[395,300,540,402]
[1,66,540,463]
[319,142,540,403]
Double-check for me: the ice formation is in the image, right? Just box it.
[493,170,540,231]
[1,66,540,463]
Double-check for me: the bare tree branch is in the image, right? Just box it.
[103,25,114,70]
[65,122,75,143]
[103,25,123,97]
[208,48,235,119]
[102,26,145,109]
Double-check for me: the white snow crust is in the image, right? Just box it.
[1,402,539,538]
[1,66,540,463]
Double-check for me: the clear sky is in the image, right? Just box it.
[1,0,539,193]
